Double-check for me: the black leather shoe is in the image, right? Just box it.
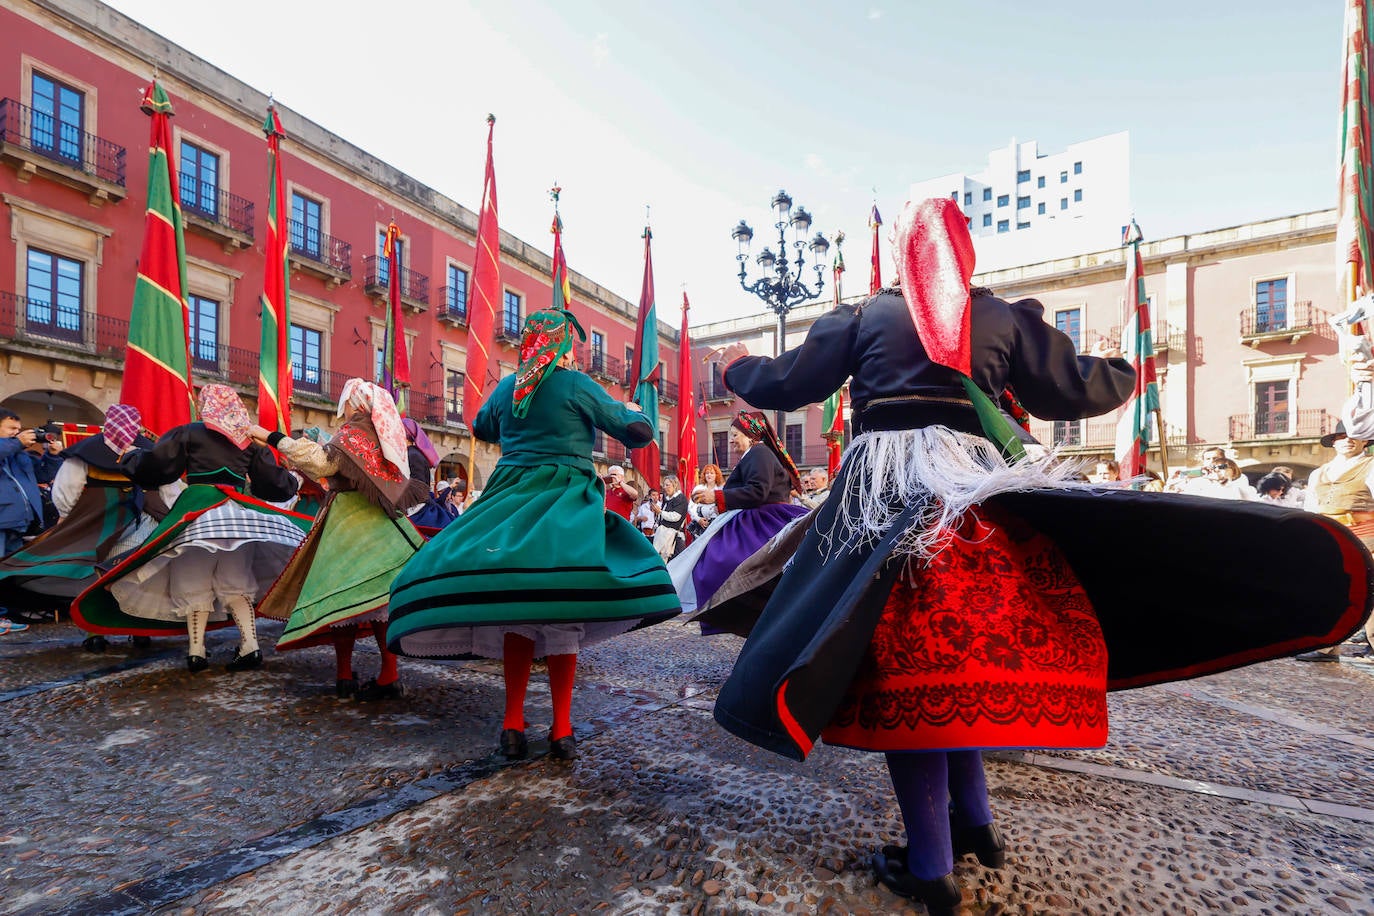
[226,648,263,671]
[549,734,577,761]
[499,728,528,760]
[355,678,402,702]
[953,822,1007,868]
[186,654,208,673]
[83,635,108,653]
[871,845,961,915]
[335,677,358,699]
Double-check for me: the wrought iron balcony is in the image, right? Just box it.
[0,98,127,203]
[658,379,679,405]
[363,256,430,311]
[437,286,468,326]
[288,220,352,285]
[0,291,132,358]
[701,377,734,402]
[575,346,624,384]
[179,180,254,249]
[1229,408,1331,441]
[1239,300,1322,344]
[496,326,522,347]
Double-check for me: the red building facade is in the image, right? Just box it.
[0,0,681,485]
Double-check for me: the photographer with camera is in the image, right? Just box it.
[1,409,56,634]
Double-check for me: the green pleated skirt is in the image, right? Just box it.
[387,462,680,659]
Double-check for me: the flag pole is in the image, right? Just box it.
[1153,409,1170,478]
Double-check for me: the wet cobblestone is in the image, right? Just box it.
[1,618,1371,914]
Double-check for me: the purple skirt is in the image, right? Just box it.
[690,504,809,617]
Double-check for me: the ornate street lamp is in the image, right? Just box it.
[732,191,830,430]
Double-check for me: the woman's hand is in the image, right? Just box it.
[247,424,272,446]
[717,342,749,364]
[625,400,642,411]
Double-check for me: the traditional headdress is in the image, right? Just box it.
[402,417,440,467]
[336,378,409,477]
[731,410,802,492]
[102,404,142,454]
[892,198,1025,460]
[198,384,252,450]
[513,308,586,418]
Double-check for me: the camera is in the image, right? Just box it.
[31,429,56,445]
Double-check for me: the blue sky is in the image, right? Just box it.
[104,0,1343,325]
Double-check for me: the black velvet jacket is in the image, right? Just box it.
[119,423,298,503]
[721,446,793,510]
[724,290,1136,438]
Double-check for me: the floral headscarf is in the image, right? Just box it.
[513,309,586,418]
[198,384,252,450]
[336,378,409,477]
[102,404,142,453]
[731,410,802,493]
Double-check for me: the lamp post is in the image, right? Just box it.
[731,190,830,433]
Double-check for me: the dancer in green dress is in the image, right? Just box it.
[388,309,680,761]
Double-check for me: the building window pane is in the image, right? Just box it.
[996,194,1009,207]
[1255,381,1289,435]
[1016,222,1030,230]
[502,290,522,335]
[1060,198,1069,210]
[25,247,83,341]
[785,422,804,460]
[1055,308,1082,351]
[31,72,84,164]
[589,330,606,373]
[446,369,466,423]
[290,193,323,258]
[1037,176,1046,189]
[187,294,219,369]
[1060,171,1068,183]
[1074,161,1083,175]
[1037,202,1046,215]
[982,188,992,202]
[1016,196,1030,209]
[1052,420,1082,446]
[711,430,729,468]
[963,191,972,206]
[447,264,469,318]
[982,213,992,227]
[289,323,322,391]
[377,232,405,286]
[1073,189,1083,203]
[1255,279,1288,332]
[1017,169,1030,183]
[178,141,220,219]
[996,219,1009,233]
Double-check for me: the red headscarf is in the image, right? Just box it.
[892,197,976,376]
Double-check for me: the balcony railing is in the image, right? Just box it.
[288,220,352,279]
[0,291,134,357]
[701,377,734,402]
[179,180,255,241]
[658,379,679,404]
[1239,300,1320,339]
[1229,408,1331,441]
[0,97,127,194]
[437,287,468,325]
[574,346,625,384]
[363,256,430,309]
[496,326,522,346]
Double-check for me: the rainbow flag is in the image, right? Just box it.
[120,80,194,435]
[381,220,410,415]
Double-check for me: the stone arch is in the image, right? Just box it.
[0,388,105,428]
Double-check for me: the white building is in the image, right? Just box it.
[909,132,1131,272]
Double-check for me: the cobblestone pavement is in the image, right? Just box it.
[1,616,1371,915]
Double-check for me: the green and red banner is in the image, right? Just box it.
[629,226,661,489]
[464,115,500,424]
[381,220,410,415]
[1113,221,1160,480]
[821,387,844,477]
[257,105,292,433]
[121,80,194,435]
[677,291,697,490]
[1340,0,1374,307]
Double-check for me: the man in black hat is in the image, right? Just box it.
[1296,417,1374,662]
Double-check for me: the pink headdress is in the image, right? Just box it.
[892,197,976,376]
[198,384,252,450]
[336,378,409,477]
[102,404,142,453]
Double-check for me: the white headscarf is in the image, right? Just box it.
[336,379,409,477]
